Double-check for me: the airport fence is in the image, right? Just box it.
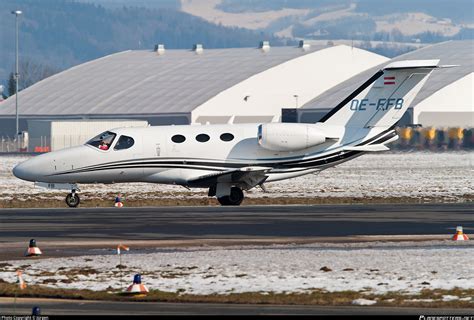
[0,136,22,153]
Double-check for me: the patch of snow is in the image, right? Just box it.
[408,298,437,302]
[442,295,459,301]
[1,243,473,295]
[352,298,377,305]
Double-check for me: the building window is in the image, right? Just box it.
[171,135,186,143]
[220,133,234,142]
[196,134,210,142]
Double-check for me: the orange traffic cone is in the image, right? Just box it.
[25,239,42,257]
[114,194,124,208]
[125,274,149,295]
[452,226,469,241]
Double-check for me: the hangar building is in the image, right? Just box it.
[0,42,387,137]
[297,40,474,127]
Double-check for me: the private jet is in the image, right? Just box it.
[13,60,445,207]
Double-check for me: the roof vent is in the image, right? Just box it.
[154,44,165,55]
[192,44,204,54]
[298,40,311,52]
[259,41,270,53]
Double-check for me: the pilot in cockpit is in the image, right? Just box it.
[99,140,109,150]
[87,131,116,151]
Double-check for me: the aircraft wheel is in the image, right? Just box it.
[217,196,230,205]
[217,187,243,206]
[65,193,80,208]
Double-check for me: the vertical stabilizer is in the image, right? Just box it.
[319,60,440,128]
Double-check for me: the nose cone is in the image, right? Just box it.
[13,158,45,182]
[13,161,34,182]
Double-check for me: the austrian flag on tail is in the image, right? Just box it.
[117,244,129,255]
[384,76,395,85]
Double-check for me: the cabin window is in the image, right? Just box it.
[196,134,210,142]
[171,134,186,143]
[220,133,234,142]
[86,131,116,151]
[114,135,135,150]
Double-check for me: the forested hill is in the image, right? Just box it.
[0,0,283,89]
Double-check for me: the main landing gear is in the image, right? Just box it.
[65,189,80,208]
[214,187,244,206]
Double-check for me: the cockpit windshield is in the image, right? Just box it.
[86,131,116,151]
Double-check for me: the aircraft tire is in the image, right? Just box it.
[65,193,80,208]
[217,196,230,205]
[217,187,243,206]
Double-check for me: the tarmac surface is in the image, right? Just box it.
[0,204,473,315]
[0,203,472,242]
[1,297,473,315]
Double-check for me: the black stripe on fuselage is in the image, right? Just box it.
[49,150,363,177]
[359,124,397,146]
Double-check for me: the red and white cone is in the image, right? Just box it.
[125,274,149,294]
[114,194,124,208]
[452,226,469,241]
[25,239,42,257]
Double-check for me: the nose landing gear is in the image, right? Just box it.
[65,189,80,208]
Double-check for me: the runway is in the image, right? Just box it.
[0,203,472,242]
[0,203,473,241]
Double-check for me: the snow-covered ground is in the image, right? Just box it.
[1,242,473,296]
[0,151,473,201]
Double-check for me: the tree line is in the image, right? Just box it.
[0,0,283,96]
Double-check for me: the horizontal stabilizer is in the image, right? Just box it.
[383,59,440,70]
[343,144,390,152]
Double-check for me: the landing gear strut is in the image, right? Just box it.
[217,187,244,206]
[65,189,80,208]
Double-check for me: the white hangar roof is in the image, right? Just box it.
[0,45,327,117]
[0,44,387,120]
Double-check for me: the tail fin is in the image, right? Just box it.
[319,60,440,128]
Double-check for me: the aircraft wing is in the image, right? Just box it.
[186,166,271,189]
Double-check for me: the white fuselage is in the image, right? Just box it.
[13,122,394,189]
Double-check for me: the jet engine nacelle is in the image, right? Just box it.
[258,123,331,152]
